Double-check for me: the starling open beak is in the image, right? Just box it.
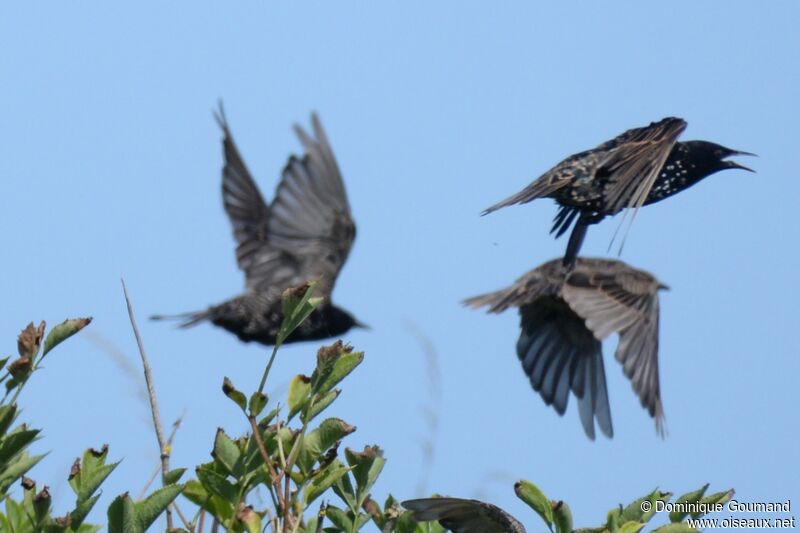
[723,149,757,172]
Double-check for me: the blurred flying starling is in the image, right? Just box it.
[483,117,754,269]
[404,497,525,533]
[465,258,667,439]
[152,106,365,345]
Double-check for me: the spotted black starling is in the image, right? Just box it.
[483,117,754,269]
[465,258,667,439]
[152,106,365,345]
[404,497,525,533]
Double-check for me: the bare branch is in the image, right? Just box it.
[121,278,173,531]
[138,411,186,499]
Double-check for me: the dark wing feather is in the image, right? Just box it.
[616,293,663,435]
[223,113,355,299]
[517,298,611,439]
[403,498,525,533]
[598,117,687,215]
[464,258,613,438]
[561,261,664,434]
[216,105,271,276]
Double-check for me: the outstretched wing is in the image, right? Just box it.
[216,104,271,277]
[218,109,355,300]
[616,292,663,435]
[403,497,525,533]
[561,260,664,434]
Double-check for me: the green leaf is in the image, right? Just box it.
[135,483,183,530]
[75,525,103,533]
[607,506,622,531]
[620,489,669,524]
[222,377,247,412]
[303,390,340,423]
[651,524,699,533]
[324,505,354,532]
[288,375,312,420]
[0,453,46,494]
[82,445,110,470]
[248,391,268,417]
[75,460,120,505]
[0,428,40,463]
[4,497,25,528]
[514,480,553,526]
[618,522,645,533]
[552,500,573,533]
[196,465,237,502]
[0,404,17,436]
[42,318,92,357]
[314,349,364,395]
[304,461,351,505]
[333,473,357,513]
[33,486,52,525]
[693,489,734,518]
[300,418,356,474]
[354,512,372,530]
[669,484,708,522]
[345,446,385,507]
[258,407,279,427]
[107,493,138,533]
[212,429,241,476]
[182,480,234,522]
[70,493,102,528]
[393,509,422,533]
[164,467,187,485]
[277,282,323,345]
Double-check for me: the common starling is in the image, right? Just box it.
[483,117,754,269]
[152,106,365,345]
[403,497,525,533]
[464,258,667,439]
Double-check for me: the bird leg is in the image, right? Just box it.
[563,222,588,271]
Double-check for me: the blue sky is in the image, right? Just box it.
[1,1,798,529]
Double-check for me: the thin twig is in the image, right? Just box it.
[258,344,281,395]
[121,279,173,531]
[174,503,193,532]
[197,510,205,533]
[248,416,286,509]
[283,468,292,533]
[138,411,186,499]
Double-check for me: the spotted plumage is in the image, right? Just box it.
[465,258,667,439]
[483,118,754,269]
[152,105,365,345]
